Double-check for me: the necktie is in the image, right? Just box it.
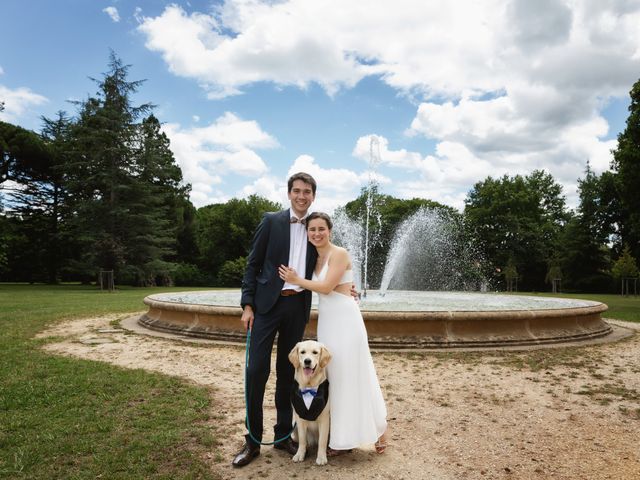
[290,217,306,225]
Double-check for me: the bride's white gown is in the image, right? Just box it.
[313,260,387,450]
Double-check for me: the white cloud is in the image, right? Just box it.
[162,112,278,207]
[238,155,368,214]
[138,3,369,98]
[405,88,618,208]
[103,6,120,23]
[0,84,48,123]
[238,175,285,205]
[353,134,493,210]
[138,1,640,209]
[137,0,640,110]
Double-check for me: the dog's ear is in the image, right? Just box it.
[288,343,300,368]
[319,344,332,368]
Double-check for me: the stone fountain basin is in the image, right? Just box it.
[139,290,610,349]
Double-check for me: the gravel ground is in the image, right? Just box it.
[37,315,640,480]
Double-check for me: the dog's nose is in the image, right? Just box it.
[304,358,312,366]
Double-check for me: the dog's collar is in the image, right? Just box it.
[291,379,329,421]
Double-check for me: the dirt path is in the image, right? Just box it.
[37,315,640,480]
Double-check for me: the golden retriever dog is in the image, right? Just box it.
[288,340,332,465]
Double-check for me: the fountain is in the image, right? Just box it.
[139,213,612,350]
[140,290,610,348]
[138,137,613,349]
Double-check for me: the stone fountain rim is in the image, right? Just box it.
[143,290,608,321]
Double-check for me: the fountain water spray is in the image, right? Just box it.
[331,136,486,294]
[331,208,364,290]
[362,137,383,297]
[379,207,485,293]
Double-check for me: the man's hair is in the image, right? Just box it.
[287,172,317,195]
[306,211,333,230]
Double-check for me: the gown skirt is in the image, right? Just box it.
[315,288,388,450]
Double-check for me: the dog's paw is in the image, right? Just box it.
[292,451,306,463]
[315,454,328,466]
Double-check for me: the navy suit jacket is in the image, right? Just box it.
[241,209,317,322]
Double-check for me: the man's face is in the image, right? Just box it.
[288,179,315,218]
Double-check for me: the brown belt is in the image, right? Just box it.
[281,289,303,296]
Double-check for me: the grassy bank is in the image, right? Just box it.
[0,284,219,480]
[516,291,640,323]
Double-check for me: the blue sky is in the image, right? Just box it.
[1,0,638,213]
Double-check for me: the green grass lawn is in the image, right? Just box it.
[0,283,220,480]
[514,291,640,323]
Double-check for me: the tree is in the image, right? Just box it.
[611,78,640,261]
[1,54,191,285]
[504,257,519,292]
[0,120,64,282]
[559,164,613,292]
[65,52,185,285]
[0,214,8,276]
[122,114,189,284]
[0,121,51,185]
[611,245,639,295]
[612,245,639,278]
[174,195,199,264]
[464,170,569,291]
[195,195,281,282]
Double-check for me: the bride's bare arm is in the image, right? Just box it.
[278,248,350,295]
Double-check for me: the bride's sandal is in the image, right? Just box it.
[375,438,388,454]
[327,448,352,457]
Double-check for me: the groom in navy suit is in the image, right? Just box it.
[232,172,319,467]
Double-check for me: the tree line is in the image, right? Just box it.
[1,55,639,291]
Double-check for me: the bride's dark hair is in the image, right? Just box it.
[306,212,333,230]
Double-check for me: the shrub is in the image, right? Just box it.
[217,257,246,287]
[172,263,208,286]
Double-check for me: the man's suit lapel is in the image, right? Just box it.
[305,238,316,280]
[281,209,291,265]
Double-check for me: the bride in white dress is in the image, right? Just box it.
[278,212,388,455]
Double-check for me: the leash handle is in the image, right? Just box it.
[244,329,295,445]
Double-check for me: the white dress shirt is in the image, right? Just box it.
[283,210,308,292]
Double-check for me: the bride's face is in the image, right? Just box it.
[307,218,330,247]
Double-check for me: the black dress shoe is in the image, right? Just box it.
[273,437,298,455]
[232,442,260,468]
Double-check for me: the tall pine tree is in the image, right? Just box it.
[67,52,185,285]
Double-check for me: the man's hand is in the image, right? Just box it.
[241,305,255,331]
